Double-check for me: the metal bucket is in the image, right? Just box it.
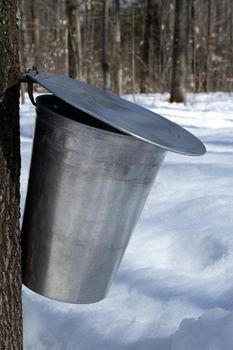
[22,94,167,303]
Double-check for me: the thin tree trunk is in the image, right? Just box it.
[102,0,110,90]
[204,0,212,92]
[66,0,82,79]
[34,16,40,66]
[29,1,35,51]
[76,1,82,80]
[170,0,188,103]
[151,0,161,91]
[52,0,61,72]
[131,1,136,95]
[140,0,151,93]
[30,1,40,67]
[84,0,93,84]
[215,0,222,91]
[191,0,197,91]
[159,0,167,92]
[0,0,22,348]
[115,0,123,95]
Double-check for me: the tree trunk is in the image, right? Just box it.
[19,0,27,104]
[102,0,110,90]
[190,0,197,91]
[231,0,233,91]
[151,0,161,91]
[115,0,122,95]
[203,0,212,92]
[170,0,188,103]
[131,1,136,95]
[66,0,82,79]
[140,0,152,93]
[0,0,22,349]
[84,0,93,84]
[29,1,40,67]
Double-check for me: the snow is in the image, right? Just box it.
[20,92,233,349]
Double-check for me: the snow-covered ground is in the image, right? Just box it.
[20,92,233,350]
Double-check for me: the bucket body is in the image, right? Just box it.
[22,95,166,303]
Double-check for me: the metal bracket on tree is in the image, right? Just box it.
[17,67,40,106]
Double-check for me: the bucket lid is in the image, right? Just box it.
[21,69,206,156]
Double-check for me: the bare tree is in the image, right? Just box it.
[84,0,94,84]
[114,0,123,95]
[0,0,22,348]
[170,0,189,103]
[140,0,152,93]
[150,0,161,91]
[66,0,82,79]
[18,0,233,94]
[204,0,212,92]
[28,0,40,67]
[190,0,197,91]
[131,0,136,94]
[102,0,111,90]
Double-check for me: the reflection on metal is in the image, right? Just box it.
[20,69,206,156]
[20,69,206,304]
[22,95,166,303]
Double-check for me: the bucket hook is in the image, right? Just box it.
[18,66,39,106]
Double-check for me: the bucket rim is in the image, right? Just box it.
[35,94,137,139]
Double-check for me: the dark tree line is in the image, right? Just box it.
[19,0,233,99]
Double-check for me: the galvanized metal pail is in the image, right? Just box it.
[22,95,167,303]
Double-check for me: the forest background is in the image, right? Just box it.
[19,0,233,101]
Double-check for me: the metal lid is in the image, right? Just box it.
[21,69,206,156]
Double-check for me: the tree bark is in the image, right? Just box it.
[170,0,188,103]
[66,0,82,79]
[190,0,197,91]
[114,0,122,95]
[203,0,212,92]
[151,0,161,91]
[29,1,40,67]
[231,0,233,91]
[102,0,110,90]
[140,0,152,93]
[84,0,93,84]
[0,0,22,349]
[19,0,27,104]
[131,1,136,95]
